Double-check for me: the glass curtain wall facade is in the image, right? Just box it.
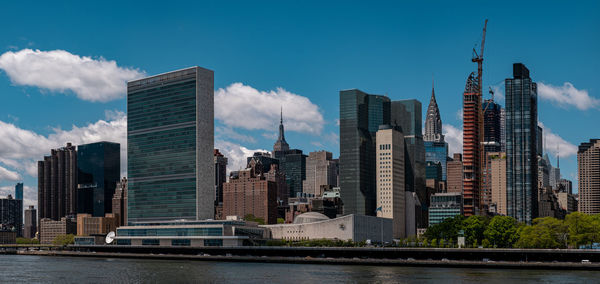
[339,89,390,216]
[77,142,120,217]
[127,67,214,223]
[425,141,448,181]
[505,63,538,224]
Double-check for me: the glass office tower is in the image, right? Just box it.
[127,67,214,223]
[339,89,390,216]
[425,141,448,180]
[77,142,120,217]
[505,63,538,224]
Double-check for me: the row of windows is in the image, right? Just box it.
[117,227,223,237]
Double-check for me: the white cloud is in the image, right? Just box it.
[444,124,463,156]
[538,122,577,158]
[215,83,324,134]
[215,126,256,144]
[491,84,505,102]
[0,166,20,181]
[262,132,278,140]
[538,82,599,110]
[215,140,268,174]
[455,108,463,121]
[0,49,145,102]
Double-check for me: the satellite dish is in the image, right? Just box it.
[105,231,115,244]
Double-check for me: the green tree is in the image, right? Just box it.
[515,217,567,248]
[565,212,600,247]
[16,238,40,245]
[484,216,520,248]
[277,218,285,224]
[52,234,75,246]
[424,215,465,242]
[462,215,488,246]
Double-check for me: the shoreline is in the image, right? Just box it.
[10,250,600,270]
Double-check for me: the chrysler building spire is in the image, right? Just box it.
[424,79,444,142]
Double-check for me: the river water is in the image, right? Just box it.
[1,255,598,283]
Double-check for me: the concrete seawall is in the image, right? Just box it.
[14,250,600,270]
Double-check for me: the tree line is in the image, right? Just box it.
[420,212,600,249]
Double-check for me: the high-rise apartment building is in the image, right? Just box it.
[376,125,405,238]
[247,153,288,205]
[303,151,339,197]
[37,143,77,222]
[223,162,278,224]
[127,67,214,222]
[505,63,538,224]
[339,89,390,216]
[24,205,37,238]
[500,108,506,152]
[578,139,600,214]
[0,195,22,237]
[462,72,483,216]
[214,149,228,205]
[15,183,23,200]
[77,142,120,217]
[489,152,507,215]
[447,154,464,194]
[482,100,502,153]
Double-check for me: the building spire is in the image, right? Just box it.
[273,106,290,153]
[424,78,444,142]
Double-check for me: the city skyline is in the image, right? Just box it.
[0,1,599,207]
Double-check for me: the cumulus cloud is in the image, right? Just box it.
[444,124,463,156]
[0,112,127,179]
[215,140,268,174]
[455,108,463,121]
[537,82,599,110]
[0,49,145,102]
[0,166,20,181]
[538,122,577,158]
[215,126,256,144]
[215,83,324,134]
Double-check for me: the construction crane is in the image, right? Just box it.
[474,19,488,215]
[472,19,488,89]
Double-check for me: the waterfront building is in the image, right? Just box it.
[223,162,278,224]
[285,189,343,223]
[428,193,462,226]
[15,183,23,200]
[375,125,405,239]
[37,143,77,222]
[0,231,16,244]
[303,151,339,197]
[214,149,228,207]
[263,213,393,243]
[0,195,22,237]
[77,142,120,217]
[76,213,117,236]
[557,191,578,214]
[114,219,268,247]
[24,205,37,239]
[112,177,127,227]
[538,187,564,219]
[505,63,539,224]
[462,72,483,216]
[39,217,76,244]
[339,89,390,216]
[127,67,214,222]
[490,153,507,215]
[446,154,464,194]
[578,139,600,214]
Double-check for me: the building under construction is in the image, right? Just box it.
[462,20,487,216]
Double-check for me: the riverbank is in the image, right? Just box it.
[14,249,600,270]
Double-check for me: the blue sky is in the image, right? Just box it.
[0,1,598,206]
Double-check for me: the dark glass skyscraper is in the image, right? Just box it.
[15,183,23,200]
[339,89,390,216]
[505,63,538,224]
[127,67,214,223]
[391,100,425,197]
[0,195,22,237]
[482,99,502,153]
[77,142,120,217]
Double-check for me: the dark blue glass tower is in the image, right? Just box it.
[505,63,538,224]
[15,183,23,200]
[77,142,120,217]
